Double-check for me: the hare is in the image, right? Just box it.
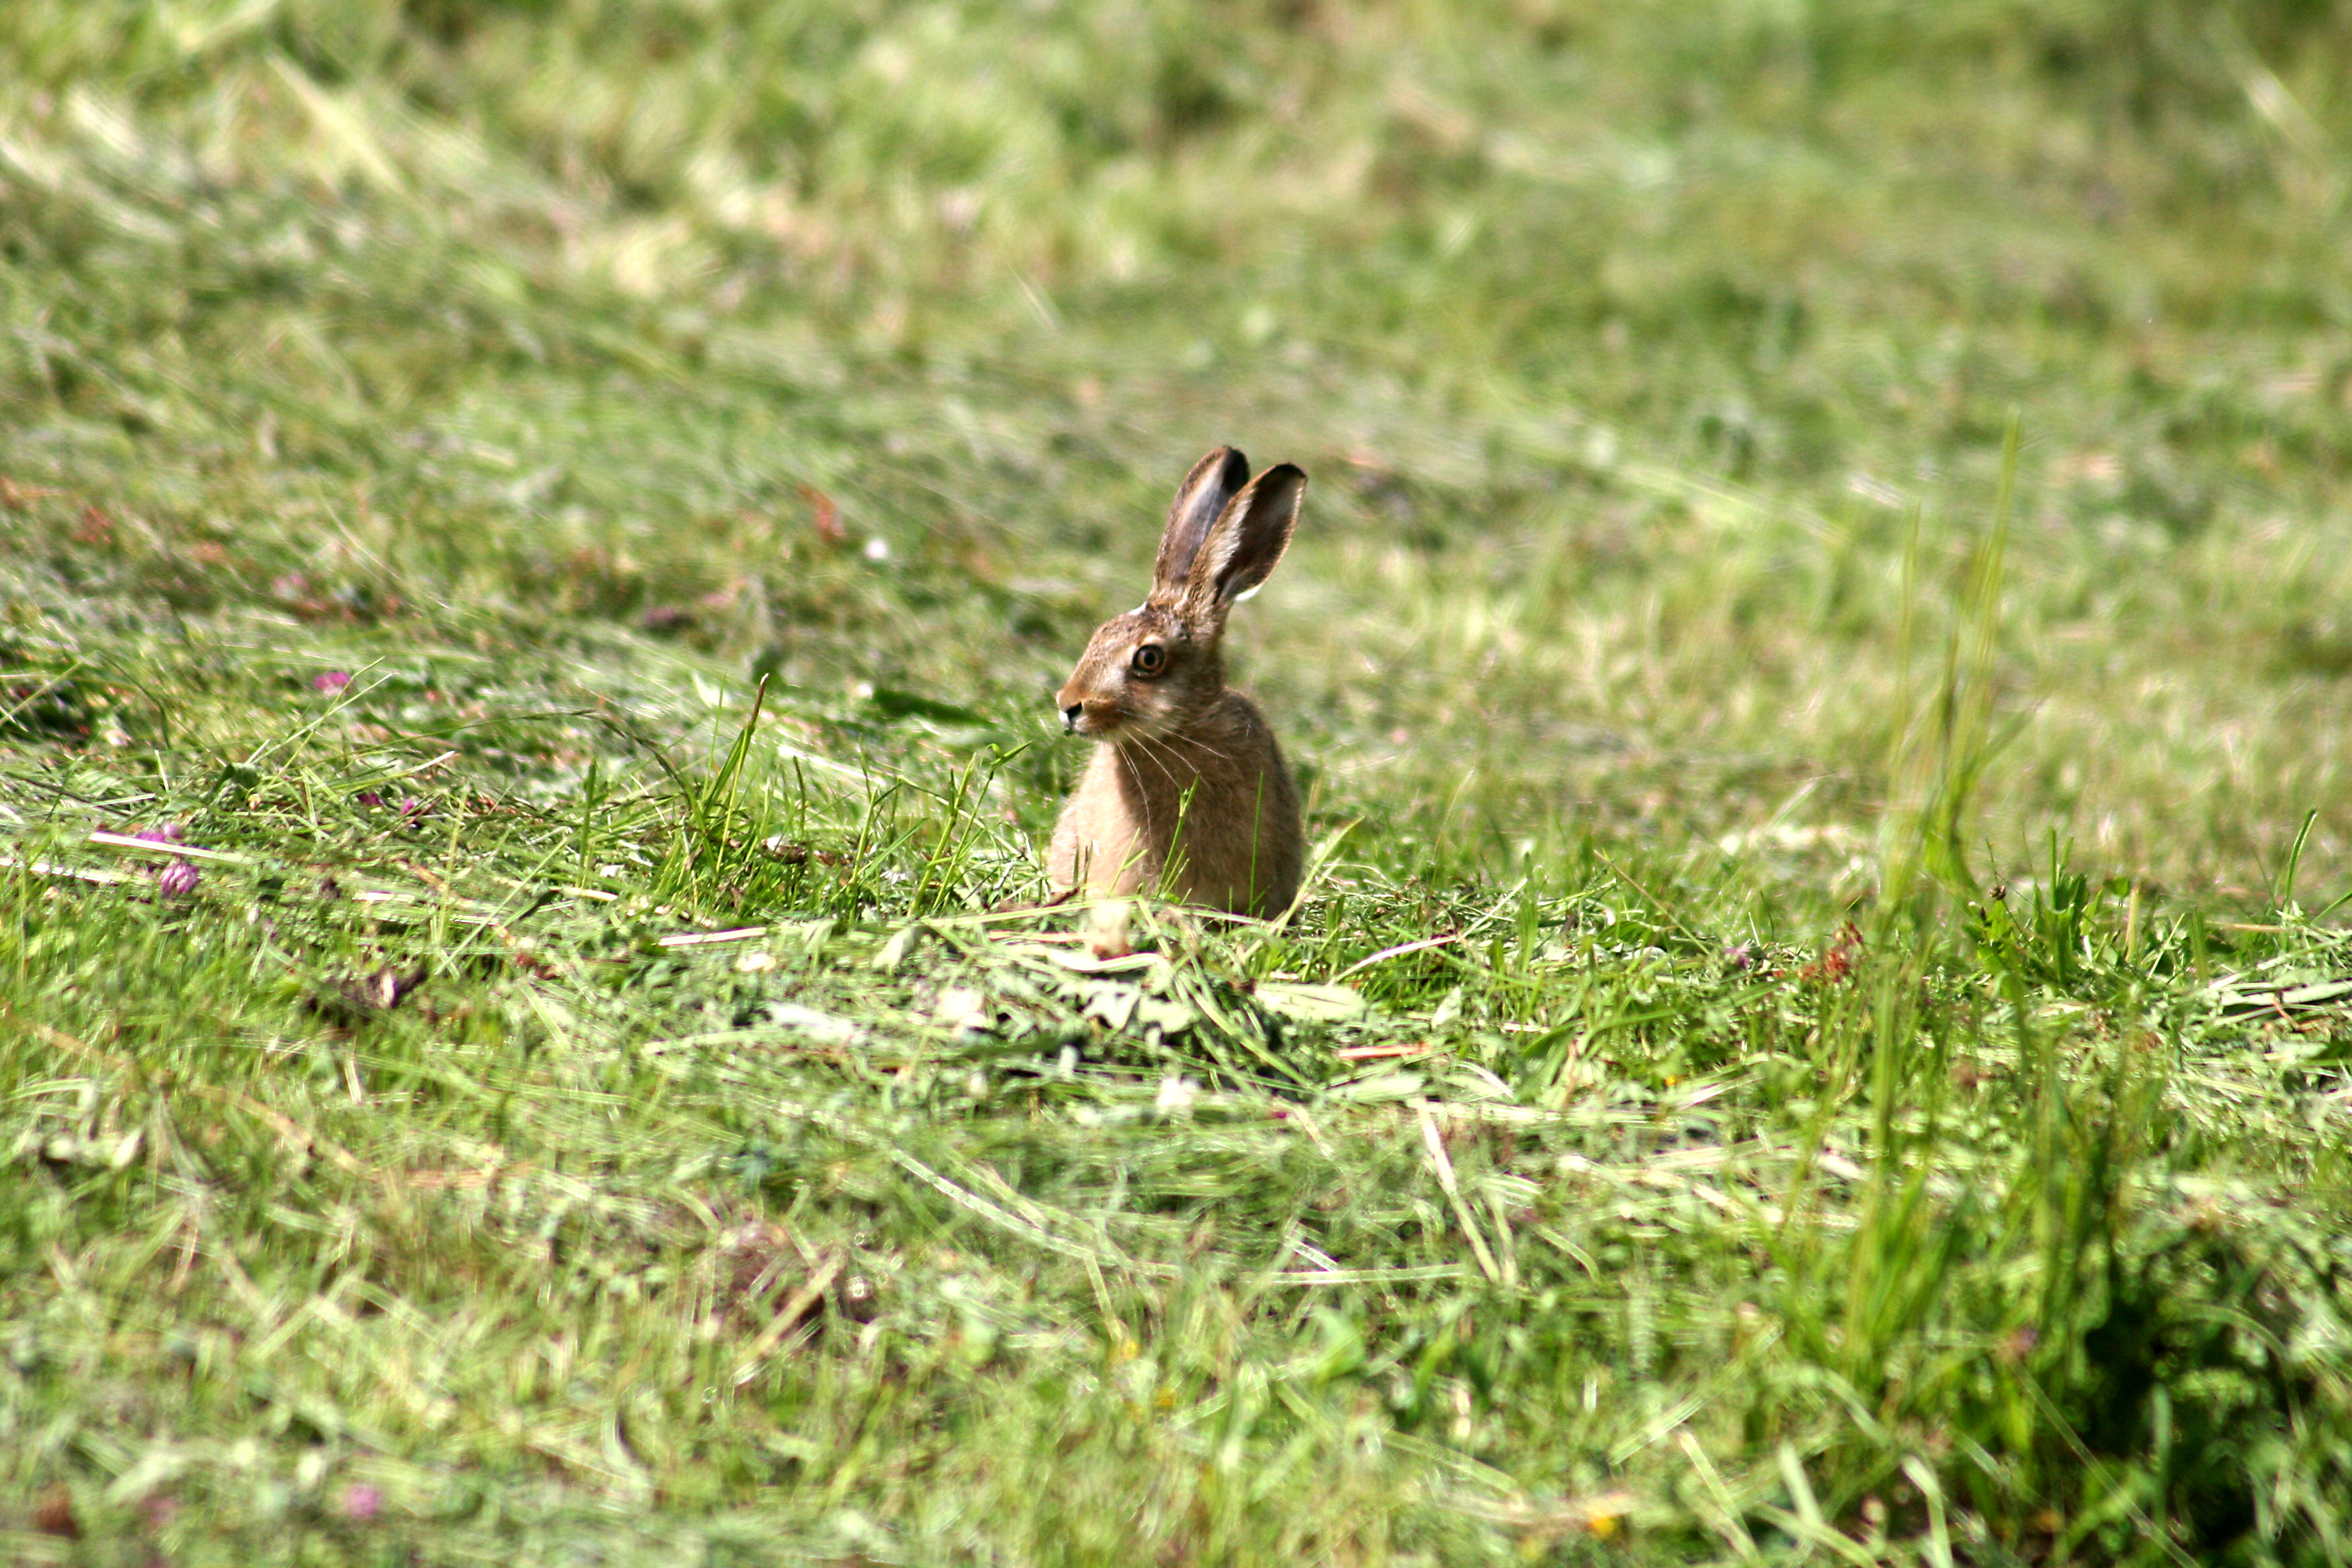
[1047,446,1307,917]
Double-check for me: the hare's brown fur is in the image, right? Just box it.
[1047,448,1306,917]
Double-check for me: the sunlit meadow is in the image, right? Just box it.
[6,2,2352,1563]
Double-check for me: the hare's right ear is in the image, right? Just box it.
[1181,462,1305,621]
[1151,446,1251,601]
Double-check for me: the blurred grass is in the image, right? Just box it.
[6,1,2352,1563]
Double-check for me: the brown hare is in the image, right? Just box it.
[1047,447,1308,917]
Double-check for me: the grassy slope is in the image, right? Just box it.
[5,1,2352,1562]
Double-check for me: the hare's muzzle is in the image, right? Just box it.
[1056,672,1103,735]
[1059,692,1123,737]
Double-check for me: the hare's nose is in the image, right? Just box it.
[1061,703,1084,732]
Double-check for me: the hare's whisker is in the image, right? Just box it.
[1126,736,1189,793]
[1126,731,1181,772]
[1156,728,1237,769]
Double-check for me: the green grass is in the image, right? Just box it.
[6,1,2352,1562]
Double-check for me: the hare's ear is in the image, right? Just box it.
[1152,446,1251,600]
[1185,463,1305,619]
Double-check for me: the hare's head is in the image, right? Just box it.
[1056,446,1305,742]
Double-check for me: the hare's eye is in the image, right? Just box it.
[1130,644,1167,677]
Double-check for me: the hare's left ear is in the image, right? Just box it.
[1185,463,1304,620]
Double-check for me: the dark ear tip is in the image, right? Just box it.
[1217,447,1251,488]
[1258,463,1307,499]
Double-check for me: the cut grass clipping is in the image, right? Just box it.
[9,2,2352,1564]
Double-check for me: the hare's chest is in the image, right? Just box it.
[1049,746,1171,895]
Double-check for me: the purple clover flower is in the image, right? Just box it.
[314,670,351,691]
[129,825,198,897]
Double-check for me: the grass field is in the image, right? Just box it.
[7,2,2352,1562]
